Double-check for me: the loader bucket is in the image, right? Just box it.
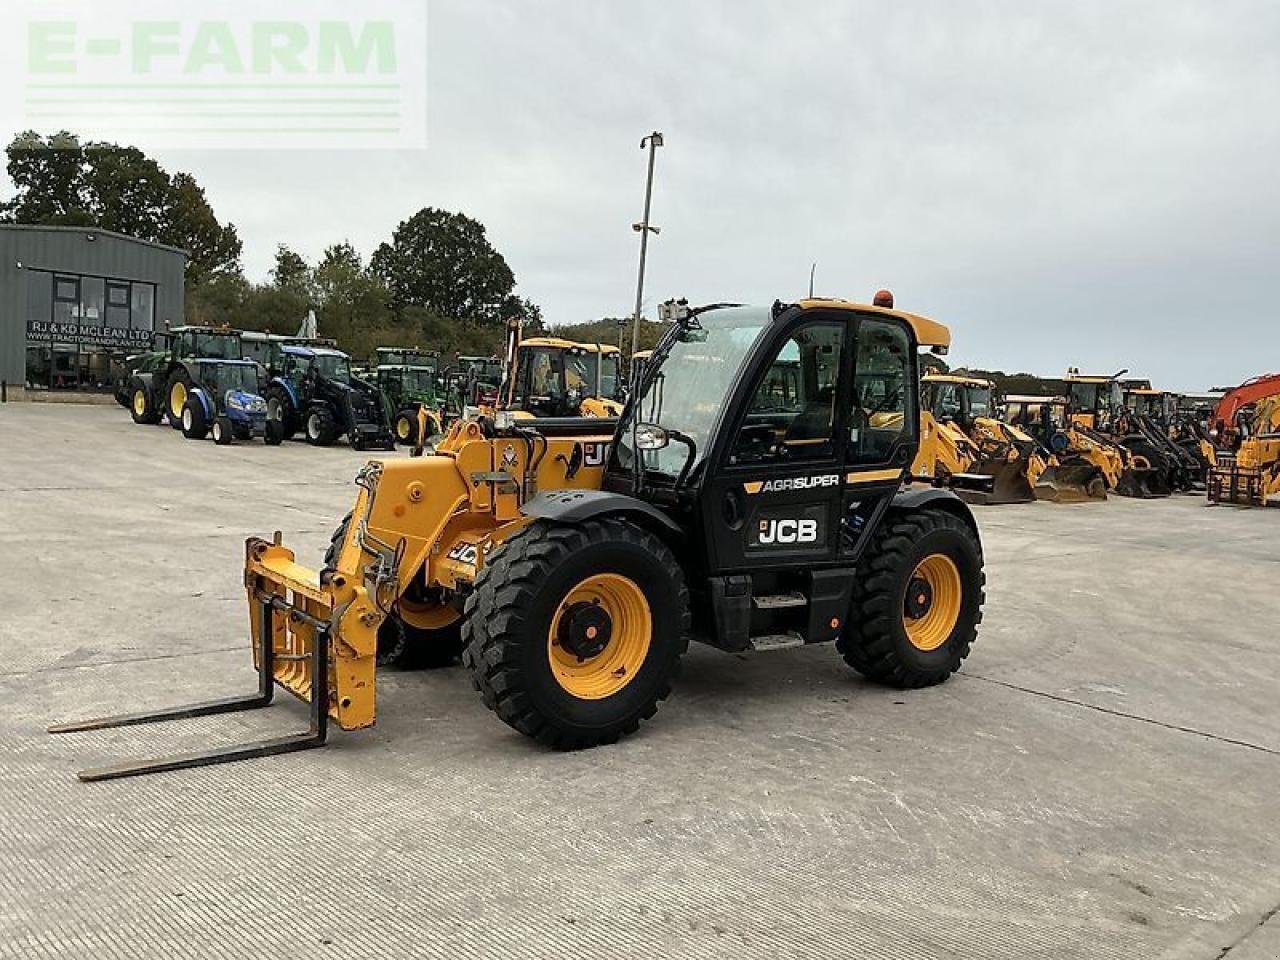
[967,459,1036,504]
[1113,467,1165,499]
[1034,464,1108,503]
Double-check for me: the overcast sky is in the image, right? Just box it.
[12,1,1279,391]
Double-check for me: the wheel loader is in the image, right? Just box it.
[1000,395,1119,502]
[52,295,988,781]
[914,372,1049,503]
[1208,393,1280,507]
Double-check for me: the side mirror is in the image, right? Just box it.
[634,423,670,451]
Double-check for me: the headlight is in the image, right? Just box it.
[225,393,246,410]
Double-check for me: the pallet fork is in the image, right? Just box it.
[49,551,332,783]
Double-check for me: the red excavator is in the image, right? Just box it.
[1210,374,1280,450]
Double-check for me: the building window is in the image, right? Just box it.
[23,269,160,393]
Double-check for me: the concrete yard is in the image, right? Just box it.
[1,401,1278,960]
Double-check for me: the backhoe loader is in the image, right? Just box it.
[1064,370,1175,497]
[1208,393,1280,506]
[914,372,1048,503]
[1001,395,1119,501]
[53,295,988,781]
[1121,385,1209,490]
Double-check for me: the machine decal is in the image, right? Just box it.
[583,442,607,467]
[755,474,840,494]
[746,503,828,550]
[757,518,820,544]
[447,541,479,565]
[501,444,518,470]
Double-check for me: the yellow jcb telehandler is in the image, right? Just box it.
[1208,393,1280,507]
[1000,395,1119,502]
[914,372,1049,504]
[53,296,989,781]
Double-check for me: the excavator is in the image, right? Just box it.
[52,293,992,781]
[914,372,1049,503]
[1000,394,1119,501]
[1208,373,1280,451]
[1208,392,1280,507]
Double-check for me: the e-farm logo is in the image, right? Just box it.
[3,1,426,149]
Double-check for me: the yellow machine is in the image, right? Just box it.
[1001,395,1120,501]
[507,337,626,418]
[914,372,1049,503]
[54,295,992,781]
[1208,393,1280,506]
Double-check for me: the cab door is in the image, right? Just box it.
[701,310,918,575]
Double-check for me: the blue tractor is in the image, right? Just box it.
[262,344,394,449]
[178,358,283,445]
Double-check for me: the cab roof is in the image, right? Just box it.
[523,337,622,355]
[923,371,993,389]
[796,299,951,353]
[195,357,256,367]
[1004,394,1066,404]
[283,345,347,359]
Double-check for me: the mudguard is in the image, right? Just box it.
[891,486,980,537]
[271,376,299,407]
[189,387,215,420]
[521,488,683,537]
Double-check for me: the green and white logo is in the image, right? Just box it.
[3,0,426,149]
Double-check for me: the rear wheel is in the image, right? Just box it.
[462,518,690,749]
[265,383,298,439]
[181,398,209,440]
[129,380,161,425]
[838,509,984,688]
[165,370,192,429]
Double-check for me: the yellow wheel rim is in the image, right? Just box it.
[903,554,962,652]
[398,595,461,631]
[169,380,187,416]
[132,391,146,416]
[396,416,411,440]
[548,573,651,700]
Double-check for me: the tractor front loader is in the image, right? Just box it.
[54,295,988,781]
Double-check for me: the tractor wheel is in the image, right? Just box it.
[264,420,284,446]
[165,370,192,429]
[394,409,418,446]
[212,415,234,445]
[461,518,690,749]
[232,422,253,442]
[264,384,298,439]
[305,406,339,446]
[181,398,209,440]
[837,509,984,688]
[129,380,161,425]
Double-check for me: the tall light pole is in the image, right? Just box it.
[630,131,663,358]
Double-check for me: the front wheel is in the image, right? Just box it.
[462,519,690,749]
[394,408,418,446]
[837,509,984,688]
[129,380,161,425]
[305,406,339,446]
[212,415,234,445]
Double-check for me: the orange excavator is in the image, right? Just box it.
[1209,373,1280,450]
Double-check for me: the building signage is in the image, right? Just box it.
[27,319,154,350]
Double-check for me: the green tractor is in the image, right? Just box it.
[125,326,245,427]
[441,354,504,424]
[371,347,447,446]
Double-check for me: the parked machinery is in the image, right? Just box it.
[177,359,283,446]
[1208,373,1280,451]
[505,337,627,418]
[1121,385,1210,489]
[1001,395,1118,501]
[1208,393,1280,506]
[125,326,244,427]
[263,344,395,450]
[369,347,447,446]
[914,372,1049,503]
[55,294,991,780]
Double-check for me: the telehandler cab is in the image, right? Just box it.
[53,296,987,781]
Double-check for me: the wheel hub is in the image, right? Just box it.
[555,601,613,660]
[905,576,934,619]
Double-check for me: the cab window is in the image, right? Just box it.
[729,322,844,465]
[850,318,913,464]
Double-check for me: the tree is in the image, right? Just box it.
[0,131,89,225]
[271,244,313,299]
[371,207,518,323]
[162,173,242,286]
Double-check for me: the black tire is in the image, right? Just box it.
[394,409,418,446]
[128,379,161,425]
[232,421,252,442]
[838,509,984,688]
[264,420,284,446]
[322,515,460,669]
[461,518,690,750]
[265,383,298,439]
[305,406,339,446]
[181,397,209,440]
[212,415,234,445]
[164,369,192,429]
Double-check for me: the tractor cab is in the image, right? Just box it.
[922,372,996,428]
[170,326,243,362]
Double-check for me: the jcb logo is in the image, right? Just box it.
[758,518,819,544]
[583,443,606,467]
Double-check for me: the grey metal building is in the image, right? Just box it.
[0,225,187,400]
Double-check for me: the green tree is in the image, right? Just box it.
[162,173,242,286]
[371,207,518,323]
[0,131,89,224]
[271,244,313,300]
